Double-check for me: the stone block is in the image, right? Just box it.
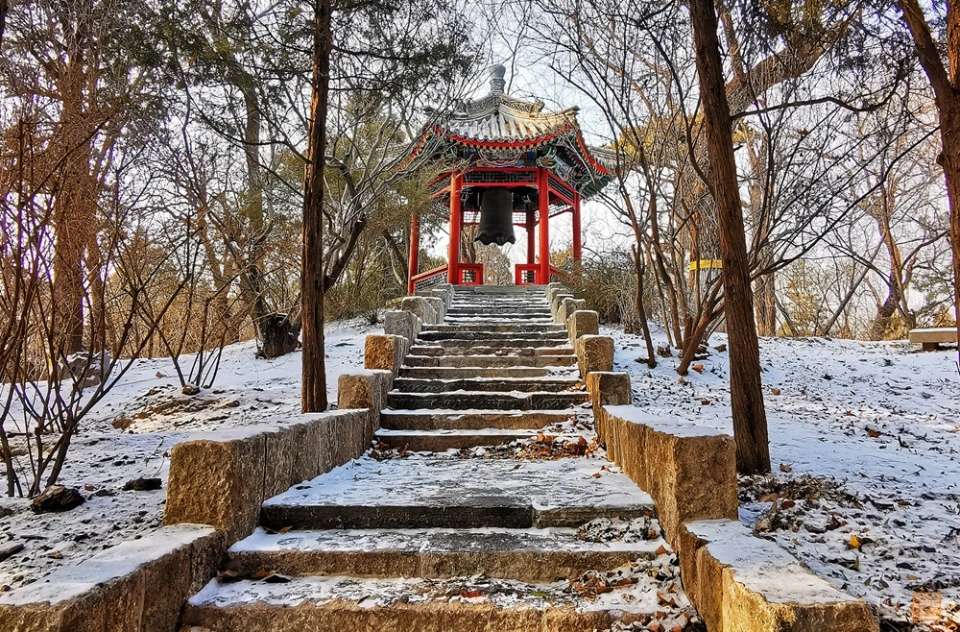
[551,293,573,319]
[585,372,631,447]
[164,430,265,542]
[430,287,452,310]
[546,283,565,304]
[365,334,406,376]
[680,520,879,632]
[423,296,446,321]
[262,424,297,501]
[290,416,323,484]
[401,297,437,325]
[600,406,737,549]
[383,310,421,346]
[338,370,392,430]
[566,310,599,344]
[558,297,586,323]
[140,541,192,631]
[574,335,614,378]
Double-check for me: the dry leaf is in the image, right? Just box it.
[655,544,669,556]
[847,534,861,550]
[771,387,781,395]
[867,428,882,438]
[692,364,704,373]
[779,463,793,473]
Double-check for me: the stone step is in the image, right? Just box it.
[399,366,571,379]
[417,338,570,349]
[375,428,538,450]
[379,409,574,430]
[392,377,582,393]
[417,330,568,342]
[445,310,553,318]
[443,318,557,326]
[386,390,589,411]
[409,345,574,357]
[425,324,566,333]
[184,571,673,632]
[261,457,655,530]
[225,527,667,583]
[404,355,577,369]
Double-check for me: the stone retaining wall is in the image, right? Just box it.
[0,524,221,632]
[587,370,878,631]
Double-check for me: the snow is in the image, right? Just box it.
[0,320,371,592]
[610,324,960,624]
[261,455,654,513]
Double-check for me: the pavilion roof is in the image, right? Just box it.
[400,67,615,199]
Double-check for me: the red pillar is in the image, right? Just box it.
[526,209,535,264]
[572,192,582,262]
[448,173,462,284]
[407,212,420,294]
[538,168,550,284]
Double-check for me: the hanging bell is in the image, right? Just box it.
[474,187,516,246]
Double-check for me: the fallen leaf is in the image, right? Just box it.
[655,544,670,556]
[866,428,882,438]
[47,551,63,559]
[779,463,793,473]
[759,493,779,503]
[692,364,704,373]
[771,388,781,395]
[592,472,602,479]
[461,590,482,598]
[847,534,862,550]
[781,499,796,510]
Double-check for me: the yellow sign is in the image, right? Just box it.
[689,259,723,271]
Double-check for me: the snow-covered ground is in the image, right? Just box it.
[2,312,959,629]
[610,325,960,628]
[0,320,373,592]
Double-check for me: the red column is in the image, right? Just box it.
[526,209,535,264]
[538,168,550,284]
[572,192,582,262]
[448,173,462,284]
[407,212,420,294]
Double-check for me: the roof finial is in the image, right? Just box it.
[489,64,506,95]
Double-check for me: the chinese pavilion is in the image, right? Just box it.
[402,66,614,293]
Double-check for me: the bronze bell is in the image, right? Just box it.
[474,187,516,246]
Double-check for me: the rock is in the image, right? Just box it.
[56,350,112,388]
[259,313,301,359]
[123,477,162,492]
[0,542,24,562]
[31,486,85,513]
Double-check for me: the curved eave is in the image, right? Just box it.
[395,123,614,197]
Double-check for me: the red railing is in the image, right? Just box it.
[411,265,448,294]
[457,264,483,285]
[515,264,540,285]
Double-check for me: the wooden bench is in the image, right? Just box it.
[909,327,959,350]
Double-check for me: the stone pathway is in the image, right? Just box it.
[181,287,700,631]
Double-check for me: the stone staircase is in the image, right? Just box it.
[180,287,698,631]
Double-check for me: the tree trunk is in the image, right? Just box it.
[689,0,770,474]
[301,0,332,413]
[898,0,960,352]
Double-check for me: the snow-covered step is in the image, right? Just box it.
[409,345,574,357]
[415,337,570,349]
[417,330,568,342]
[386,390,589,411]
[225,527,668,583]
[391,376,582,393]
[374,428,539,450]
[404,355,577,368]
[444,311,553,319]
[424,323,566,333]
[260,457,656,531]
[379,409,575,430]
[398,366,572,379]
